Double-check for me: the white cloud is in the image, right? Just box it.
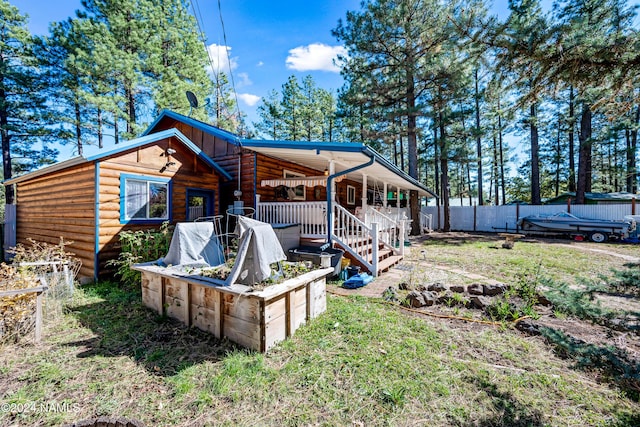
[286,43,347,72]
[206,43,238,76]
[238,93,261,107]
[256,61,264,67]
[237,72,252,87]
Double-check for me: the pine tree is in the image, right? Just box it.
[0,1,58,204]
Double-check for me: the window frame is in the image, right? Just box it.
[119,174,171,224]
[347,185,356,205]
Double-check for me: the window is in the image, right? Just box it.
[283,170,305,200]
[347,185,356,205]
[121,174,170,222]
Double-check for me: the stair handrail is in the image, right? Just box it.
[364,207,400,254]
[332,204,375,274]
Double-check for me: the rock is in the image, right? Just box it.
[407,291,426,308]
[469,295,492,310]
[467,283,484,295]
[382,286,399,302]
[437,290,455,304]
[502,241,514,249]
[428,282,447,292]
[421,291,437,306]
[537,293,552,306]
[483,283,507,296]
[516,319,541,336]
[449,284,465,293]
[398,282,410,290]
[416,284,427,292]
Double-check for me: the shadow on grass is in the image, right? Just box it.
[64,281,239,377]
[540,326,640,402]
[457,375,546,427]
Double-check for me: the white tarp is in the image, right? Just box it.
[225,216,287,285]
[161,222,225,267]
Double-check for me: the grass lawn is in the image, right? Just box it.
[1,235,639,426]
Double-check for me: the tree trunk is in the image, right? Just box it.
[627,104,639,193]
[406,64,420,235]
[493,125,499,205]
[530,103,541,205]
[568,87,576,192]
[75,100,83,157]
[0,77,13,204]
[475,69,483,206]
[498,99,506,205]
[439,111,450,232]
[555,118,561,197]
[576,104,592,204]
[97,107,103,149]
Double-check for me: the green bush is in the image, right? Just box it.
[107,222,173,287]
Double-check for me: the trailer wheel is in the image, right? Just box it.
[589,231,608,243]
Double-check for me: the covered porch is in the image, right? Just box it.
[243,140,435,276]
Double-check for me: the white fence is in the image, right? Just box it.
[422,203,637,232]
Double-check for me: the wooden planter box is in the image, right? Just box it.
[132,264,332,352]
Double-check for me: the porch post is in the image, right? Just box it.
[396,187,401,208]
[255,194,261,221]
[383,183,388,208]
[329,160,336,238]
[361,173,368,212]
[371,222,379,277]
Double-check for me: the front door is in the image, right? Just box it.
[186,189,215,221]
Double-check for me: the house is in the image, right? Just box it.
[4,110,435,282]
[545,192,638,205]
[145,110,436,276]
[3,128,231,281]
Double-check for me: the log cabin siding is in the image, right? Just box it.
[15,163,96,279]
[96,138,220,276]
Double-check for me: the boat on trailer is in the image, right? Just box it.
[517,212,636,243]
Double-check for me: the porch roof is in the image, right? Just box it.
[242,139,437,197]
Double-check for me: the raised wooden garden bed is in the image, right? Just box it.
[132,264,333,352]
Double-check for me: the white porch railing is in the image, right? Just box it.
[256,201,327,237]
[364,207,401,254]
[420,212,433,233]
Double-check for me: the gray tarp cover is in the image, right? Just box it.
[226,216,286,285]
[161,222,225,267]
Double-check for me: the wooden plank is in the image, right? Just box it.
[264,312,286,351]
[222,314,261,351]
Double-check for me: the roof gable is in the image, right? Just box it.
[4,128,232,185]
[143,110,242,146]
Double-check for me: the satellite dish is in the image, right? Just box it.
[186,91,199,108]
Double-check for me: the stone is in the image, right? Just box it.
[398,282,410,290]
[516,319,541,336]
[437,290,455,304]
[469,295,492,310]
[428,282,447,292]
[416,284,427,292]
[382,286,399,303]
[537,293,552,306]
[407,291,426,308]
[483,283,507,296]
[421,291,437,306]
[449,284,465,293]
[502,241,514,249]
[467,283,484,295]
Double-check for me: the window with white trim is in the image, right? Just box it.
[122,175,169,221]
[347,185,356,205]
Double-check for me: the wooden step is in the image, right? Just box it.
[377,254,403,274]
